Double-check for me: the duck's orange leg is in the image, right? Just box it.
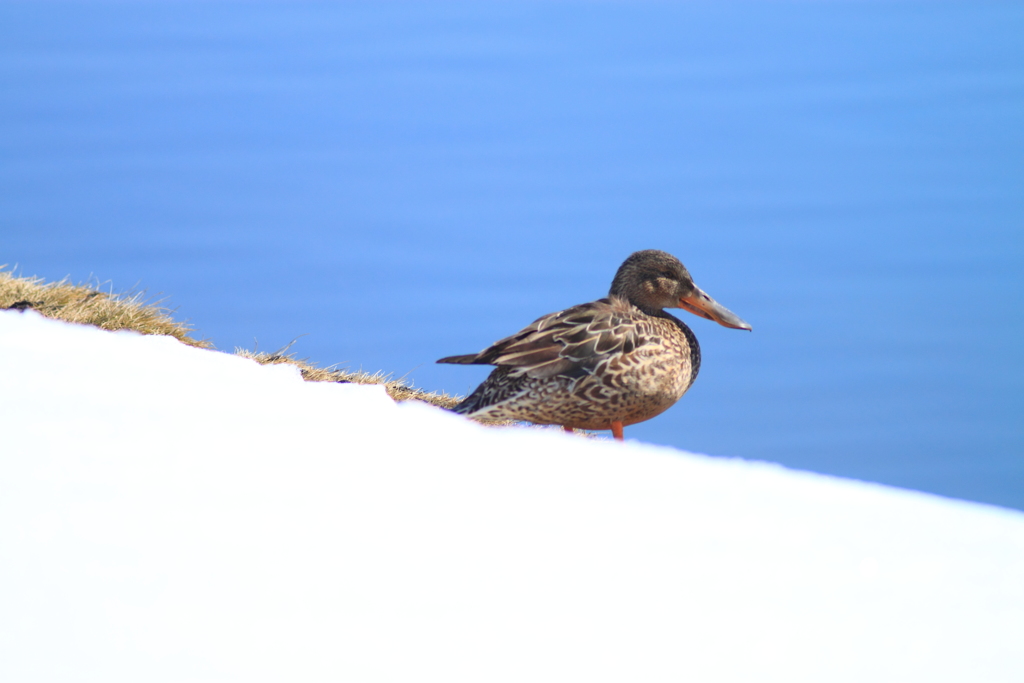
[611,420,624,441]
[562,426,575,434]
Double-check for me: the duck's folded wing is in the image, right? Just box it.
[437,299,643,379]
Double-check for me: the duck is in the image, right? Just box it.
[437,250,751,440]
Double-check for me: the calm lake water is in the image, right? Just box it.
[3,2,1022,508]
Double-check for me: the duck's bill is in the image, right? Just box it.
[678,287,752,331]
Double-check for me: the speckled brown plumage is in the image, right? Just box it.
[438,250,750,437]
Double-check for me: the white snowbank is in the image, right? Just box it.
[1,309,1023,682]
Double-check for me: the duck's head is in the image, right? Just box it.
[609,250,752,330]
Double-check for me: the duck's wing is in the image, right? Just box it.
[437,298,645,379]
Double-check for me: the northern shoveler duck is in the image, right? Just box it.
[437,250,751,440]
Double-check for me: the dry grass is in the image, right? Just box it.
[0,267,461,411]
[0,268,210,348]
[233,349,463,409]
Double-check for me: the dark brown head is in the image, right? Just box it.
[609,250,752,330]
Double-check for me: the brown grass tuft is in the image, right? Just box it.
[233,349,462,410]
[0,267,464,412]
[0,267,210,348]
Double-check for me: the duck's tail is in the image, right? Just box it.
[436,353,484,365]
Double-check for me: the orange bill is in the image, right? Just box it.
[678,286,752,330]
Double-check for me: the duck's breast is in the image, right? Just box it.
[563,317,698,427]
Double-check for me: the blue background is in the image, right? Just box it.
[2,2,1022,508]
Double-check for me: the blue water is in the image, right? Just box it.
[3,2,1022,508]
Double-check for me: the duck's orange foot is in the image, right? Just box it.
[562,425,575,434]
[611,420,624,441]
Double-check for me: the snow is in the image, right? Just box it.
[1,309,1023,683]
